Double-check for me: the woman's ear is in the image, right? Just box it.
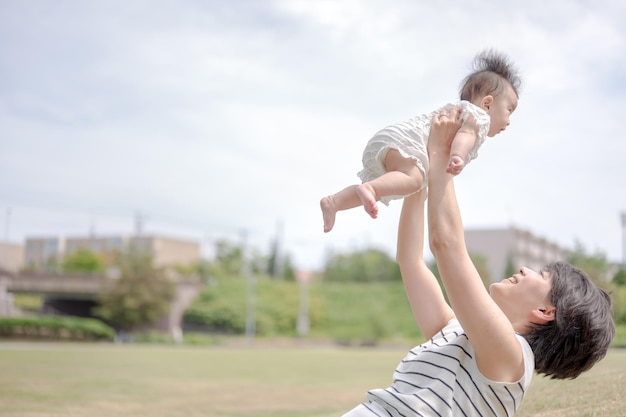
[481,95,493,111]
[531,305,556,324]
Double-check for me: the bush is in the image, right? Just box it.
[611,285,626,324]
[183,275,324,337]
[310,281,421,343]
[0,316,115,341]
[183,277,247,334]
[323,249,401,282]
[183,276,418,342]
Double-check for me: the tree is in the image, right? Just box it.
[613,268,626,286]
[504,252,517,280]
[267,236,281,279]
[93,248,175,332]
[324,248,401,282]
[267,236,296,281]
[281,254,296,281]
[567,241,611,285]
[62,248,106,274]
[428,252,491,302]
[213,240,244,276]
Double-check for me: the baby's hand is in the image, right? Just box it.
[447,154,465,175]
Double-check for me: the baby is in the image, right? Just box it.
[321,49,521,233]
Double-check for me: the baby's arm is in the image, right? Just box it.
[447,116,479,175]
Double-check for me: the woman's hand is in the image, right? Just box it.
[428,108,462,160]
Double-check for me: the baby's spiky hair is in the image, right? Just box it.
[459,49,521,101]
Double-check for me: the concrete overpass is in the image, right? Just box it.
[6,271,109,298]
[0,269,201,339]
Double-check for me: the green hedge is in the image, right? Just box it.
[0,316,115,341]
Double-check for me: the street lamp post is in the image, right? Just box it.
[296,271,311,337]
[241,230,256,345]
[621,212,626,268]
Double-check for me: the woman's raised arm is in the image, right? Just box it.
[397,189,454,340]
[426,111,525,382]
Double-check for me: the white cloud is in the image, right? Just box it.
[1,0,626,271]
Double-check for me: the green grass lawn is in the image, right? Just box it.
[0,342,624,417]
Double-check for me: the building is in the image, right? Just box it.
[0,242,25,272]
[24,235,201,271]
[0,268,17,316]
[464,227,571,283]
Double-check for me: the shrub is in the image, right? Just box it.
[0,316,115,341]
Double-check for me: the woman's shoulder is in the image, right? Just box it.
[516,334,535,381]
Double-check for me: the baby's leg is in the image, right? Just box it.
[320,185,362,233]
[356,183,378,219]
[357,149,424,219]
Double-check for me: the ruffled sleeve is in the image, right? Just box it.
[443,100,491,162]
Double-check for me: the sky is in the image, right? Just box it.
[1,0,626,271]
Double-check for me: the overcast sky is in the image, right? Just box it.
[1,0,626,271]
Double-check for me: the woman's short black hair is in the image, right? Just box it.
[524,261,615,379]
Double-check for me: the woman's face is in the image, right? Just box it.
[489,266,554,328]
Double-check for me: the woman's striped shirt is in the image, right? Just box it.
[342,319,534,417]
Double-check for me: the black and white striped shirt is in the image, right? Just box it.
[343,319,534,417]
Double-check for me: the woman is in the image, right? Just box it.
[341,108,615,417]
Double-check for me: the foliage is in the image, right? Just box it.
[564,241,626,323]
[183,275,419,342]
[611,286,626,324]
[266,237,281,278]
[504,252,518,279]
[613,268,626,286]
[208,238,295,281]
[323,248,401,282]
[470,252,491,285]
[266,251,296,281]
[12,294,43,312]
[280,254,296,281]
[184,277,247,334]
[183,274,323,336]
[313,281,421,342]
[567,240,612,285]
[62,248,106,273]
[213,240,244,276]
[0,315,114,340]
[93,248,176,332]
[427,252,492,302]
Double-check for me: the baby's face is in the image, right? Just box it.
[487,84,518,137]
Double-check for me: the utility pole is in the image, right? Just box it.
[241,230,256,344]
[2,207,11,269]
[621,212,626,268]
[1,207,12,316]
[296,270,311,337]
[135,211,144,236]
[273,220,284,279]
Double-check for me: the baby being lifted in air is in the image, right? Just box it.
[320,49,521,233]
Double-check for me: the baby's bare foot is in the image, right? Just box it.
[447,155,465,176]
[320,196,337,233]
[356,183,378,219]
